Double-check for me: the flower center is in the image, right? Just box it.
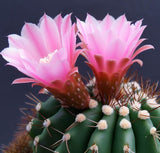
[39,49,58,63]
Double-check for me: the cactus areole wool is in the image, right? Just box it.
[2,13,160,153]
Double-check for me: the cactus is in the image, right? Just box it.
[1,13,159,153]
[22,79,160,153]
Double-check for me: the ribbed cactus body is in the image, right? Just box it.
[26,82,160,153]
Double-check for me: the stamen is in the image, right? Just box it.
[39,50,57,63]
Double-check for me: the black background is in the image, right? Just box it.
[0,0,160,147]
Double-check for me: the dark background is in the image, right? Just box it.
[0,0,160,147]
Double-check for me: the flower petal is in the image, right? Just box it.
[132,45,154,60]
[39,14,61,53]
[12,77,36,84]
[21,23,47,58]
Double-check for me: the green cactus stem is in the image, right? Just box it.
[20,80,160,153]
[3,80,160,153]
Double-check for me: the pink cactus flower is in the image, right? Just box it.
[77,14,154,103]
[1,14,90,109]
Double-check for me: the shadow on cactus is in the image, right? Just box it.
[1,13,160,153]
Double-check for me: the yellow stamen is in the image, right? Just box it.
[39,50,58,63]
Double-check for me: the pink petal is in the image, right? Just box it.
[128,25,146,47]
[12,77,36,84]
[54,14,63,34]
[104,39,126,60]
[106,60,116,74]
[135,38,147,48]
[61,24,77,67]
[61,14,72,35]
[134,19,143,30]
[68,67,78,76]
[77,19,88,39]
[118,21,131,42]
[101,14,114,30]
[117,58,130,70]
[69,23,77,66]
[86,13,99,25]
[21,23,47,58]
[131,45,154,60]
[8,34,24,48]
[113,14,128,34]
[72,49,82,67]
[94,55,105,71]
[86,33,103,54]
[131,59,143,67]
[1,47,21,64]
[8,34,43,61]
[39,14,61,54]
